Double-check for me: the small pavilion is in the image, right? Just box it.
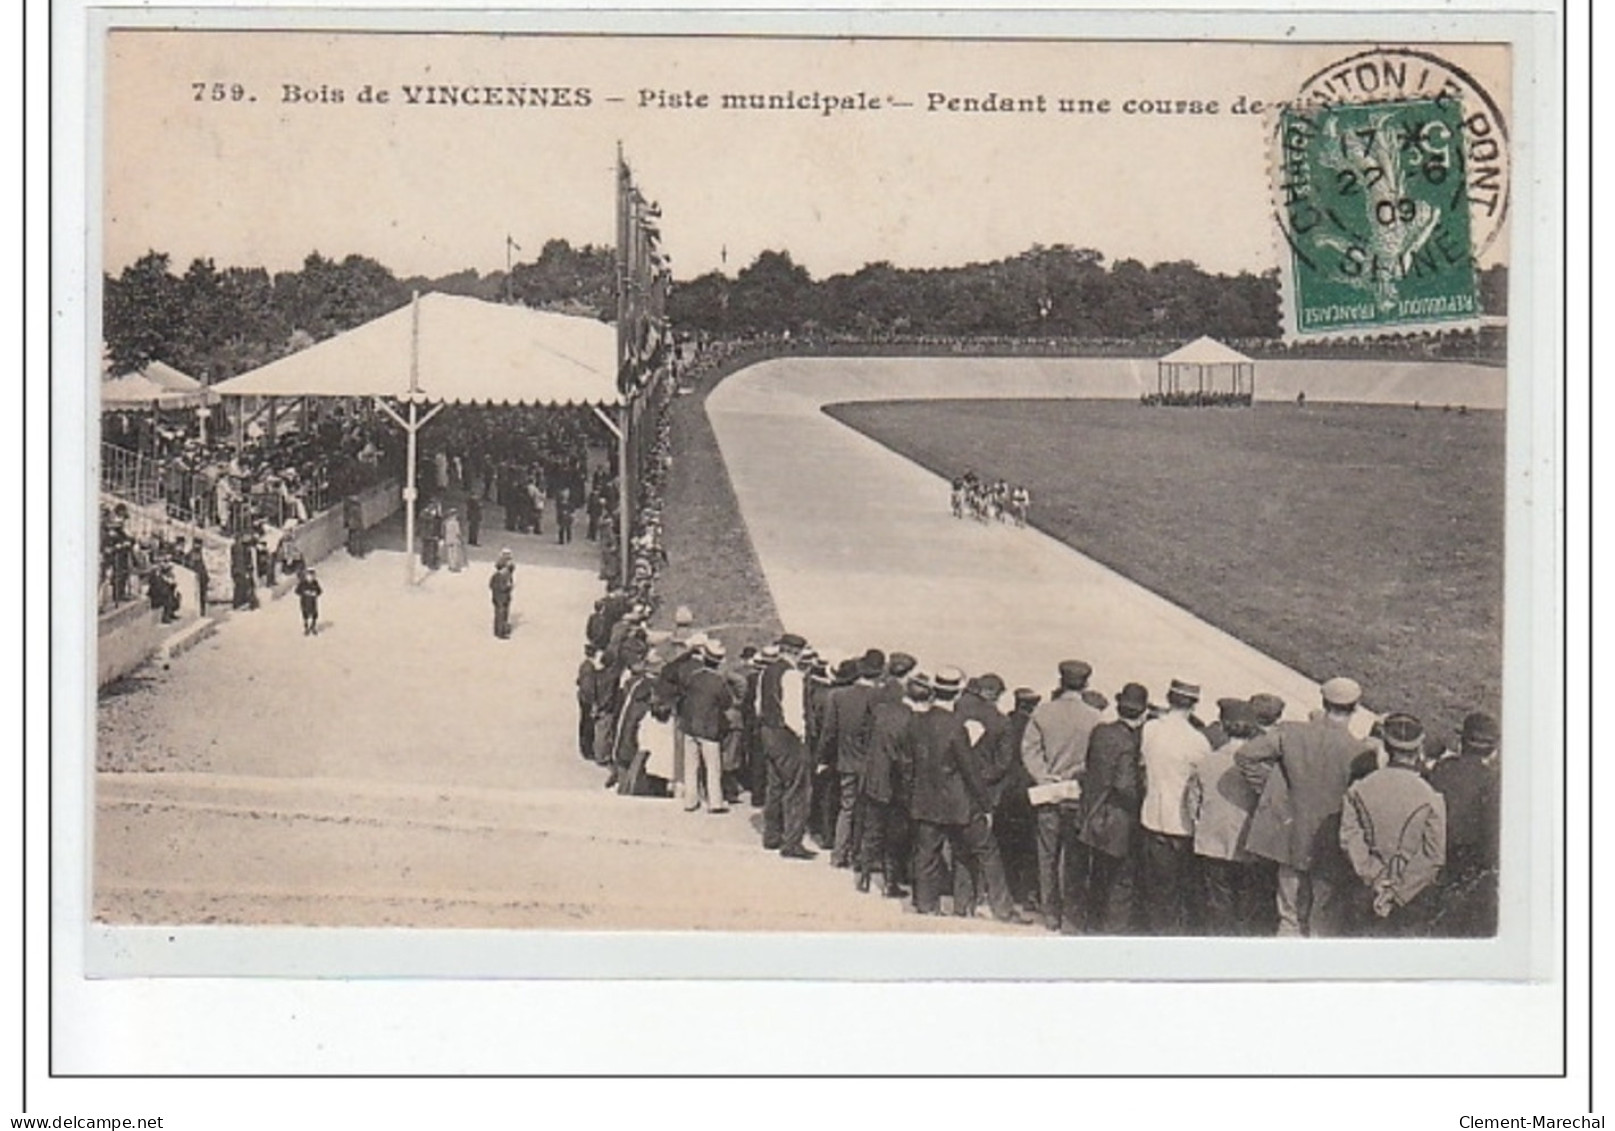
[1155,336,1256,399]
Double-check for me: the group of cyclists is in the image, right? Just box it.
[949,470,1030,527]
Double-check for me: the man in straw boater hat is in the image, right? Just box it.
[815,649,888,870]
[759,633,815,859]
[1139,678,1213,935]
[908,667,1028,923]
[678,637,736,814]
[1237,676,1379,937]
[1340,712,1448,937]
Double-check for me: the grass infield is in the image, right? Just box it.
[823,398,1504,736]
[654,378,783,653]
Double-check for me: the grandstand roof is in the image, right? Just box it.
[1159,336,1253,366]
[102,364,216,408]
[210,293,620,407]
[141,360,206,393]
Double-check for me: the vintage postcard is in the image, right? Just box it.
[65,10,1562,1013]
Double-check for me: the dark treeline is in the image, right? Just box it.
[102,240,617,381]
[671,247,1509,341]
[103,241,1509,382]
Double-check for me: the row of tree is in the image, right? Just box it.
[102,241,1508,382]
[102,240,617,380]
[672,248,1509,341]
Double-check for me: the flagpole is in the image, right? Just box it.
[615,144,633,590]
[404,290,420,586]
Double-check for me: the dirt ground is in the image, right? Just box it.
[93,508,1015,935]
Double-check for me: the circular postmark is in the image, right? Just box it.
[1274,47,1508,336]
[1294,47,1509,255]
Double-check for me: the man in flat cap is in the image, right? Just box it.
[1237,677,1378,937]
[1139,679,1213,934]
[1249,693,1287,732]
[997,688,1043,913]
[1187,698,1265,935]
[877,652,916,705]
[1340,713,1447,936]
[759,634,815,858]
[1428,711,1501,936]
[1021,660,1105,932]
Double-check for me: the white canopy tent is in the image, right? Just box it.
[102,361,218,409]
[211,293,620,406]
[1156,335,1256,398]
[211,293,627,584]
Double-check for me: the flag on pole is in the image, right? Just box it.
[617,152,673,397]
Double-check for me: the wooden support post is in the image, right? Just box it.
[404,399,418,586]
[617,401,631,589]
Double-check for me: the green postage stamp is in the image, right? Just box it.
[1273,45,1510,342]
[1277,95,1480,339]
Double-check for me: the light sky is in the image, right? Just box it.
[102,33,1510,281]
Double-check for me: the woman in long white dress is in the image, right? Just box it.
[442,508,466,572]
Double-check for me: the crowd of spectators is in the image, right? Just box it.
[102,407,395,536]
[1139,390,1256,408]
[566,337,1499,940]
[574,592,1501,940]
[670,325,1505,366]
[100,405,398,615]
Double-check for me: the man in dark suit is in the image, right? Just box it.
[759,634,814,859]
[815,649,886,871]
[952,673,1019,917]
[1078,681,1150,934]
[907,668,1025,922]
[576,646,606,761]
[609,657,658,794]
[998,688,1042,912]
[736,646,766,808]
[1427,711,1501,936]
[556,487,575,545]
[488,552,514,639]
[860,661,920,897]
